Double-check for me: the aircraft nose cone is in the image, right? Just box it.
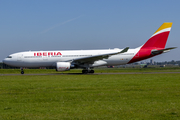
[3,58,12,65]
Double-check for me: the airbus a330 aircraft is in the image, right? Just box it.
[3,23,176,74]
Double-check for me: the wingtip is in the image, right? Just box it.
[124,47,129,51]
[119,47,129,53]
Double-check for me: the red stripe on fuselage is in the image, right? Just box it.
[128,31,170,64]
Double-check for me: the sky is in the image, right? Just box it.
[0,0,180,62]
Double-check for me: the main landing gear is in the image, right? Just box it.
[82,69,94,74]
[21,68,24,74]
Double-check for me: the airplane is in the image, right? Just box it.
[3,22,176,74]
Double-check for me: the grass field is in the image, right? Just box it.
[1,67,180,74]
[0,68,180,119]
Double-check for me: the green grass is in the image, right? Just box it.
[0,67,180,74]
[0,72,180,119]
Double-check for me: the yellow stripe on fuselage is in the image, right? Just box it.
[154,22,173,34]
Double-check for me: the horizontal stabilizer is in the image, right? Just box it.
[151,47,177,55]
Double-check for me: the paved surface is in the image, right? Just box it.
[1,72,180,76]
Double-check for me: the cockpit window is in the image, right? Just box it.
[6,56,12,58]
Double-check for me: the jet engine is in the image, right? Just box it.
[56,62,70,71]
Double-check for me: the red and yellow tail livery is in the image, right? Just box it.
[143,22,172,49]
[128,22,175,63]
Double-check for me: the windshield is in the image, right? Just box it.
[6,56,12,58]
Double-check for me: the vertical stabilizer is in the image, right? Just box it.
[128,23,173,63]
[141,22,172,49]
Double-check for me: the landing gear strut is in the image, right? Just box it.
[21,68,24,74]
[82,69,94,74]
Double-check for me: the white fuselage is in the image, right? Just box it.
[3,48,140,68]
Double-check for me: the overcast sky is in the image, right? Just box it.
[0,0,180,62]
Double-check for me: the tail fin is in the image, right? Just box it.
[128,23,174,64]
[141,22,172,49]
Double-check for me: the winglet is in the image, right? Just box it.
[119,47,129,54]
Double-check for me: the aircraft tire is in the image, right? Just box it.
[21,71,24,74]
[89,70,94,73]
[82,70,88,74]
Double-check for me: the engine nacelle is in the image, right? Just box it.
[56,62,70,71]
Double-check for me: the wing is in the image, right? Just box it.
[67,47,129,64]
[151,47,177,55]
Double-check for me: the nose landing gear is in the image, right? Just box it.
[20,68,24,74]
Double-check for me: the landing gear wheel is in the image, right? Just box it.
[89,70,94,73]
[21,71,24,74]
[82,69,94,74]
[20,68,24,74]
[82,70,88,74]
